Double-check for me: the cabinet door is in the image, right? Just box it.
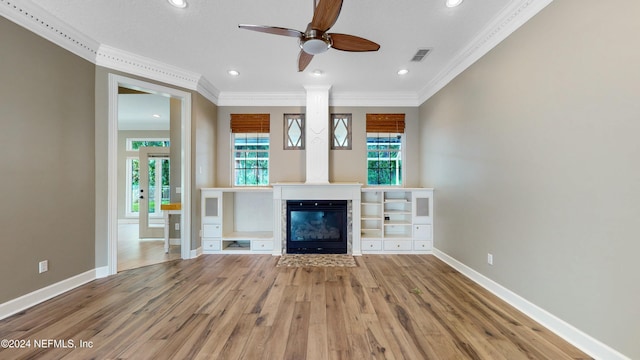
[201,190,222,223]
[413,224,432,240]
[412,191,433,224]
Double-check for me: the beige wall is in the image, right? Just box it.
[192,93,217,249]
[0,17,96,303]
[216,106,419,187]
[419,1,640,358]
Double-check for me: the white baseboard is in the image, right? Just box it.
[433,248,630,360]
[191,247,202,259]
[0,269,97,320]
[95,266,110,279]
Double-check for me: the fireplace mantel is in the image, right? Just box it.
[272,182,362,201]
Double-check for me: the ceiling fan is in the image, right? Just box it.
[239,0,380,72]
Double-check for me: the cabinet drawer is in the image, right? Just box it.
[202,239,221,251]
[414,240,432,251]
[362,239,382,251]
[252,240,274,251]
[203,224,222,238]
[413,224,432,240]
[384,240,412,251]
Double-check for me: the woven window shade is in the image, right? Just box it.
[366,114,405,133]
[230,114,270,133]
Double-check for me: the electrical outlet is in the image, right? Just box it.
[175,223,180,231]
[39,260,48,273]
[487,253,493,265]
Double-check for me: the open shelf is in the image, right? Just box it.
[222,240,251,251]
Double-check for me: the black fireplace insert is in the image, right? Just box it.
[286,200,347,254]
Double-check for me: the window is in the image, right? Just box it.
[367,133,403,185]
[233,133,270,186]
[127,138,170,151]
[331,114,352,150]
[366,114,405,186]
[284,114,304,150]
[230,114,270,186]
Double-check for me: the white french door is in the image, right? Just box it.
[138,146,170,238]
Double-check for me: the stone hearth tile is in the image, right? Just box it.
[276,254,357,268]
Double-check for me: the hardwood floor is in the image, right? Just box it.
[0,255,591,359]
[118,223,181,272]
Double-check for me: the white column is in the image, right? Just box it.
[304,85,331,184]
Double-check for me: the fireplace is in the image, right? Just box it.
[286,200,348,254]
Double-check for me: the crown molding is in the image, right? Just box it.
[216,90,419,107]
[95,44,203,93]
[330,91,420,107]
[417,0,554,104]
[0,0,99,63]
[3,0,552,108]
[196,77,220,105]
[217,91,307,107]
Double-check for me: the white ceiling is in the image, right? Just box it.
[118,94,171,131]
[16,0,550,105]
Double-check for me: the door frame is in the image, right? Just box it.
[107,74,192,275]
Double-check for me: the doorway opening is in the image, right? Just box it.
[107,74,192,275]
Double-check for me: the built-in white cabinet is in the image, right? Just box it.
[361,188,434,254]
[201,188,274,254]
[201,187,433,255]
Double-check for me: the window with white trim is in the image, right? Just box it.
[367,133,403,186]
[233,133,270,186]
[366,114,405,186]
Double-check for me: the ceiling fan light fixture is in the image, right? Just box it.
[301,38,331,55]
[397,69,409,75]
[168,0,187,8]
[311,69,324,77]
[445,0,463,7]
[227,70,240,76]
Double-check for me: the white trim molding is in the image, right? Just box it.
[217,91,307,107]
[0,0,99,62]
[433,248,631,360]
[1,0,554,107]
[0,270,96,320]
[418,0,554,104]
[330,91,420,107]
[96,44,202,92]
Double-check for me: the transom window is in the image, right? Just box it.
[367,133,403,186]
[127,138,170,151]
[233,133,270,186]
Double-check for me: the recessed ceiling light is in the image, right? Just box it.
[228,70,240,76]
[152,114,161,118]
[311,69,324,77]
[168,0,187,8]
[445,0,463,7]
[397,69,409,75]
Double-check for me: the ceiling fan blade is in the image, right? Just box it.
[238,24,303,38]
[310,0,343,31]
[329,33,380,52]
[298,50,314,72]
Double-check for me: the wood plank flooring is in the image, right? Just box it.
[118,223,181,271]
[0,255,592,359]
